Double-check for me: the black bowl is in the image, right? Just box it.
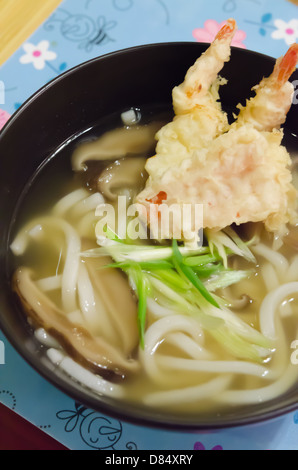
[0,43,297,431]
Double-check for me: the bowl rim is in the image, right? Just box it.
[1,40,293,137]
[0,41,297,432]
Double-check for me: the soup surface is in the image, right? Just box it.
[10,105,298,418]
[9,23,298,419]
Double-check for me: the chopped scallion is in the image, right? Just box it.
[172,240,220,309]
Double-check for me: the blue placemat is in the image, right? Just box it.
[0,0,298,450]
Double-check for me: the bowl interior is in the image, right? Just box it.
[0,43,297,430]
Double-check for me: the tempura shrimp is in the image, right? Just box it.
[173,18,237,115]
[146,19,237,181]
[136,35,298,241]
[137,125,297,239]
[234,44,298,132]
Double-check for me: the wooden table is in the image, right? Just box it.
[0,0,62,66]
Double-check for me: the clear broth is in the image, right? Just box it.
[10,108,298,418]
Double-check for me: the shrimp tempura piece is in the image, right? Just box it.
[234,44,298,132]
[173,18,237,115]
[136,42,298,241]
[146,19,237,181]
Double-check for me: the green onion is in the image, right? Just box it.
[206,227,256,266]
[100,260,174,272]
[83,224,273,361]
[204,269,252,292]
[183,254,221,267]
[172,240,220,309]
[192,263,224,278]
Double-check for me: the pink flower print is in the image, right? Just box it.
[193,19,247,49]
[194,442,223,450]
[0,109,11,130]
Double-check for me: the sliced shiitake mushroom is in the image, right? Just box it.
[13,267,140,380]
[71,123,163,172]
[97,157,147,201]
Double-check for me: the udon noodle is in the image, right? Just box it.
[10,21,298,417]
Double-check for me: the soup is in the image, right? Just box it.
[10,21,298,419]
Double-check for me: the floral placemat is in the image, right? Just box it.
[0,0,298,450]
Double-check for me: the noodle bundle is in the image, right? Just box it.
[10,21,298,417]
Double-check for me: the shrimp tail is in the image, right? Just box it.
[276,43,298,86]
[233,43,298,132]
[215,18,237,41]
